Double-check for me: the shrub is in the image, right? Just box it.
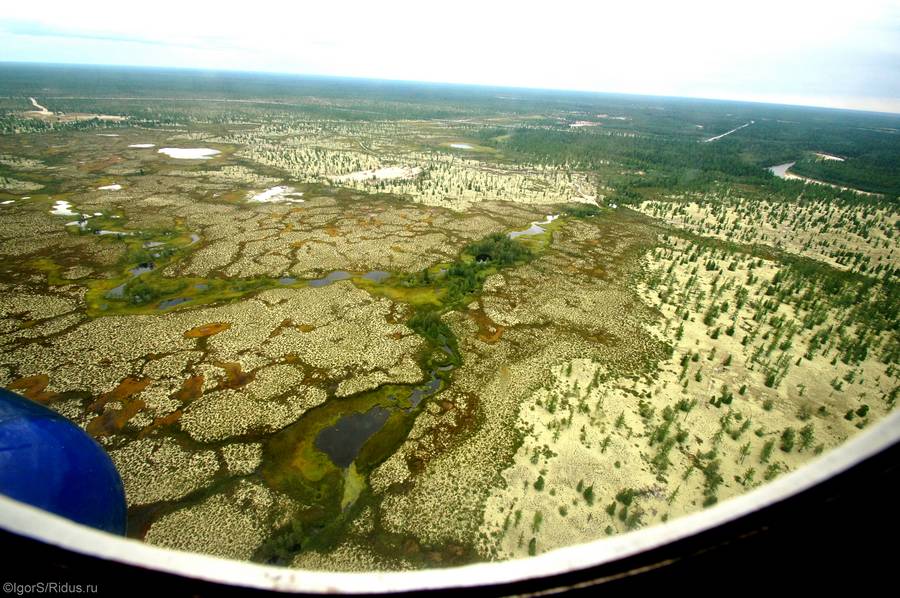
[780,427,796,452]
[760,439,775,463]
[583,485,595,505]
[615,488,636,506]
[799,424,815,451]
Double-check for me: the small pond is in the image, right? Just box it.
[314,406,391,468]
[309,271,352,287]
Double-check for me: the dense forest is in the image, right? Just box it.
[790,153,900,196]
[482,121,900,198]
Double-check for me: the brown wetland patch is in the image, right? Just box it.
[184,322,232,338]
[8,374,57,404]
[88,376,151,412]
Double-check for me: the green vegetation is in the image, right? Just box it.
[418,233,533,308]
[564,203,603,218]
[407,310,459,364]
[2,63,895,569]
[780,428,796,453]
[760,439,775,464]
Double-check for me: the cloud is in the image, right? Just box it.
[5,20,157,44]
[1,0,898,112]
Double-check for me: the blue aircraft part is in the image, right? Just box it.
[0,387,127,534]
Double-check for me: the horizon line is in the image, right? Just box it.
[3,59,899,117]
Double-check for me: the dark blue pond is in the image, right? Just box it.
[309,271,352,287]
[314,406,391,468]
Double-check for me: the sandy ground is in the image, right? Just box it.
[23,97,127,123]
[508,214,559,239]
[479,235,894,558]
[704,121,753,142]
[769,162,878,196]
[157,148,221,160]
[27,97,51,116]
[247,186,304,204]
[49,200,77,216]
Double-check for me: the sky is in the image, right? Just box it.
[2,0,899,113]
